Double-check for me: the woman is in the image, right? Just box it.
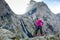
[34,18,44,36]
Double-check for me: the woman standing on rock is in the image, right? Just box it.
[34,18,44,36]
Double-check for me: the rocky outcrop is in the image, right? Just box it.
[21,0,60,38]
[0,29,15,40]
[0,0,60,40]
[22,0,60,35]
[56,13,60,20]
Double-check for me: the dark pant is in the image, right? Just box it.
[35,26,43,35]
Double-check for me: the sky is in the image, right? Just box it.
[5,0,60,15]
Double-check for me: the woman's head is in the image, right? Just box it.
[36,17,38,20]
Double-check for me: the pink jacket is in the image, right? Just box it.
[35,19,43,27]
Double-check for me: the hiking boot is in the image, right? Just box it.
[33,34,39,37]
[41,34,44,36]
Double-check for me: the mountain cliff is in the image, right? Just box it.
[0,0,60,40]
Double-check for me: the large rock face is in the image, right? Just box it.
[56,13,60,20]
[0,29,15,40]
[23,1,60,35]
[0,0,27,39]
[0,0,60,40]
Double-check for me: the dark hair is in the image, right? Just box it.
[36,17,38,20]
